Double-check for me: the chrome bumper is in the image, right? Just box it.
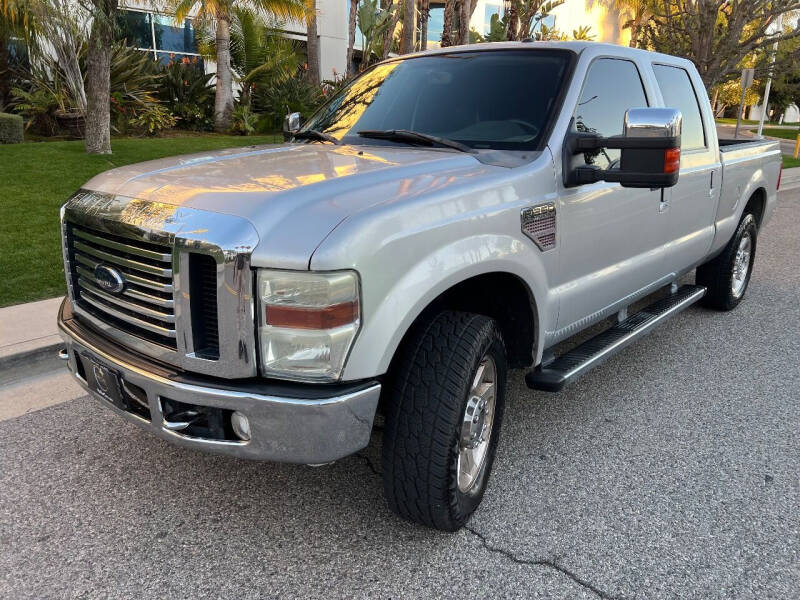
[57,300,381,464]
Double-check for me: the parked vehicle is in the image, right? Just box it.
[58,42,781,531]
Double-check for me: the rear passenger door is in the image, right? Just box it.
[652,64,720,272]
[556,58,671,332]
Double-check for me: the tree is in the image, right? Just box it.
[306,0,320,85]
[346,0,358,74]
[85,0,117,154]
[441,0,456,46]
[503,0,563,41]
[380,0,400,56]
[198,7,300,106]
[1,0,34,109]
[642,0,800,91]
[595,0,655,47]
[356,0,396,69]
[419,0,429,50]
[400,0,414,53]
[173,0,308,132]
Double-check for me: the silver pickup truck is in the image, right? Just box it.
[58,42,781,531]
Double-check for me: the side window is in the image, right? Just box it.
[653,64,706,150]
[573,58,648,169]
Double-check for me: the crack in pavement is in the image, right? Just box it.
[463,525,622,600]
[351,449,618,598]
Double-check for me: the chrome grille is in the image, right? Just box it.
[67,224,177,349]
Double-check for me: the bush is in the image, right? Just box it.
[158,59,215,131]
[130,104,178,136]
[0,113,24,144]
[253,75,325,132]
[231,104,258,135]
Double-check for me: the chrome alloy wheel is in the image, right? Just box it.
[457,355,497,494]
[732,233,752,298]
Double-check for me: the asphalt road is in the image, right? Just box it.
[1,191,799,599]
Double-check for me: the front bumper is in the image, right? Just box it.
[57,299,381,464]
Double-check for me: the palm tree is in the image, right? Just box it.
[504,0,563,42]
[346,0,357,75]
[306,0,320,85]
[85,0,118,154]
[1,0,34,109]
[441,0,456,46]
[595,0,654,48]
[419,0,429,50]
[173,0,308,132]
[400,0,413,53]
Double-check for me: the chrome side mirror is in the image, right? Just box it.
[623,107,682,140]
[283,112,302,140]
[564,107,683,188]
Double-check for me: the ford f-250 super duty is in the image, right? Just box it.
[57,42,781,531]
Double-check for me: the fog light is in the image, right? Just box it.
[231,411,251,441]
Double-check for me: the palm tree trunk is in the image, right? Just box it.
[505,2,518,41]
[214,15,234,132]
[346,0,358,75]
[382,2,400,58]
[458,0,473,45]
[306,0,321,86]
[420,0,429,51]
[85,0,117,155]
[441,0,456,47]
[401,0,414,54]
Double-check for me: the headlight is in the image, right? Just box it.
[257,270,361,381]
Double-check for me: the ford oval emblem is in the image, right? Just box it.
[94,264,125,294]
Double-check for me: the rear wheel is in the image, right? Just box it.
[697,212,758,311]
[382,311,507,531]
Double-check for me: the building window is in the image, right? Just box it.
[115,9,203,68]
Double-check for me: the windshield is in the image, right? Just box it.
[300,49,573,151]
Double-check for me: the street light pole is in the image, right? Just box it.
[757,13,784,138]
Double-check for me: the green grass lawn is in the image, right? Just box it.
[0,134,281,307]
[716,118,798,126]
[782,154,800,168]
[755,127,800,140]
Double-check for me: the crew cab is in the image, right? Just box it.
[57,42,781,531]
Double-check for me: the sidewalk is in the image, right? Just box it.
[781,166,800,191]
[0,297,64,372]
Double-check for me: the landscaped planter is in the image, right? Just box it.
[55,110,86,139]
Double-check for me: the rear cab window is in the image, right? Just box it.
[652,64,707,150]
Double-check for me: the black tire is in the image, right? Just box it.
[382,310,507,531]
[696,212,758,311]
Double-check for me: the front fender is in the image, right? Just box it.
[339,234,555,381]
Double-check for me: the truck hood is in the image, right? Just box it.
[83,142,508,269]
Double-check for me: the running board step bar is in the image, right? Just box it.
[526,284,706,392]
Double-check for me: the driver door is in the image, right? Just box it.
[555,58,672,333]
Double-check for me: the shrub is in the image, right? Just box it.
[108,43,163,133]
[10,86,64,136]
[253,75,325,132]
[0,113,24,144]
[131,104,178,136]
[158,59,215,131]
[231,104,258,135]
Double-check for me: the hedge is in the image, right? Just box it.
[0,113,24,144]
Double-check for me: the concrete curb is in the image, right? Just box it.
[0,297,65,379]
[0,342,64,376]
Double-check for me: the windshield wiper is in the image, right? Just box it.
[293,129,340,145]
[357,129,474,154]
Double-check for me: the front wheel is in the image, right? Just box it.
[382,311,507,531]
[697,212,758,311]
